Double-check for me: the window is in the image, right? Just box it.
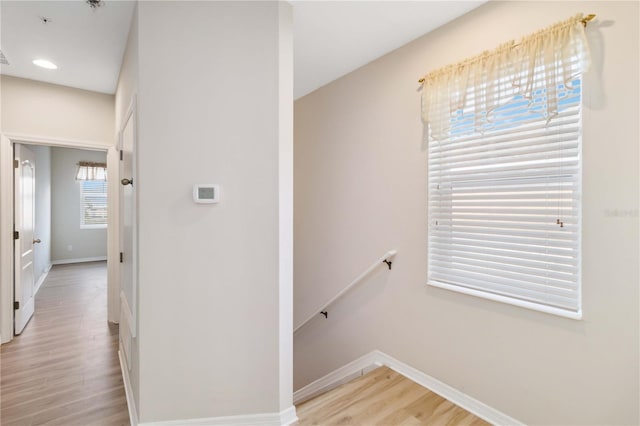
[422,15,590,319]
[80,180,107,229]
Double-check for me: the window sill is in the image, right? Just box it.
[80,224,107,230]
[426,280,582,320]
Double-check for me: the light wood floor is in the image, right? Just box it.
[296,366,490,426]
[0,261,130,426]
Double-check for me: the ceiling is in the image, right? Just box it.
[0,1,485,98]
[0,1,136,94]
[292,1,485,98]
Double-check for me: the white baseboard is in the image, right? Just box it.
[138,406,298,426]
[51,256,107,265]
[119,349,139,426]
[278,406,298,426]
[34,264,52,296]
[118,338,296,426]
[293,350,524,426]
[293,351,382,404]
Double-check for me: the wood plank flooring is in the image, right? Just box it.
[296,366,490,426]
[1,262,130,426]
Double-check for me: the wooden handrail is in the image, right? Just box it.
[293,250,398,333]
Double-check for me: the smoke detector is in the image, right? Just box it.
[0,50,9,66]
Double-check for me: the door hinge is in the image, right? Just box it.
[120,150,123,161]
[14,301,19,310]
[120,252,123,263]
[13,159,19,168]
[13,230,19,240]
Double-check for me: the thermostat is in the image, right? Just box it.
[193,184,220,204]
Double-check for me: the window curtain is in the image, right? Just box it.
[420,14,591,143]
[75,161,107,181]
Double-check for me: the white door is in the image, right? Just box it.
[119,108,136,347]
[14,144,36,335]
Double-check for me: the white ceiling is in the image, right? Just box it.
[0,1,485,98]
[0,1,136,94]
[292,1,485,99]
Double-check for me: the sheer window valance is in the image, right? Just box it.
[76,161,107,181]
[420,13,591,142]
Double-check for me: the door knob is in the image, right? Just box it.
[121,178,133,186]
[33,239,41,244]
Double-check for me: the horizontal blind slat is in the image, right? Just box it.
[430,122,580,156]
[430,247,578,270]
[430,176,577,190]
[430,146,579,171]
[430,216,577,227]
[429,268,579,303]
[430,236,575,257]
[430,230,578,247]
[430,224,577,240]
[429,253,577,285]
[429,160,579,179]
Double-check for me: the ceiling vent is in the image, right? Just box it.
[86,0,104,8]
[0,50,9,65]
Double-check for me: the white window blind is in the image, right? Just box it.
[80,180,108,228]
[427,60,583,319]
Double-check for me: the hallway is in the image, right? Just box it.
[0,262,129,426]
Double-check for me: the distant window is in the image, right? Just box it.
[80,180,107,229]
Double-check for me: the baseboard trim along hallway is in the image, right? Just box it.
[136,406,298,426]
[51,256,108,265]
[293,350,524,426]
[119,350,139,426]
[118,351,298,426]
[119,348,297,426]
[33,263,52,295]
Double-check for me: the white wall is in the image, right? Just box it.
[293,2,639,425]
[0,75,114,144]
[277,2,294,413]
[31,145,51,289]
[50,147,107,262]
[126,1,293,422]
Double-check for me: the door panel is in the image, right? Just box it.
[14,144,36,335]
[119,107,136,347]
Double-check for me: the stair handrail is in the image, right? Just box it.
[294,250,398,334]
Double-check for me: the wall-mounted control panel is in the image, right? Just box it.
[193,184,220,204]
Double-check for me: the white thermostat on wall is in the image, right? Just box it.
[193,184,220,204]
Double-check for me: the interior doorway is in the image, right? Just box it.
[13,142,110,336]
[0,135,119,344]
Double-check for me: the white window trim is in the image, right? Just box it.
[427,281,582,320]
[80,223,107,230]
[426,73,583,320]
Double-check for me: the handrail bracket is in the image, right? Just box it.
[383,259,392,270]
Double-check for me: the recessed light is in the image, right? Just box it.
[32,59,57,70]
